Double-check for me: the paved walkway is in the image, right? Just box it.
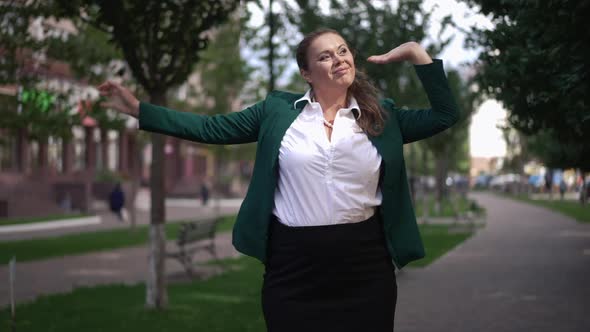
[1,192,589,332]
[0,232,240,307]
[395,192,590,332]
[0,196,243,242]
[0,197,242,306]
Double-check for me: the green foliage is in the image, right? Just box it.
[194,16,251,115]
[464,0,590,171]
[243,0,298,94]
[423,70,479,174]
[505,193,590,223]
[526,129,590,171]
[94,168,123,183]
[185,15,257,163]
[45,23,122,85]
[0,87,81,140]
[0,2,118,140]
[0,1,55,85]
[54,0,241,97]
[409,224,475,267]
[414,194,480,218]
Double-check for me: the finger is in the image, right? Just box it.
[367,54,386,63]
[367,55,393,64]
[367,49,396,63]
[100,101,115,109]
[100,101,124,110]
[97,81,113,91]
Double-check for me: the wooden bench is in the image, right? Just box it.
[166,218,220,276]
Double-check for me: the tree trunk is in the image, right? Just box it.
[408,144,417,205]
[434,153,449,216]
[84,127,96,171]
[129,135,142,229]
[213,147,223,217]
[14,129,29,173]
[145,92,168,309]
[580,171,587,205]
[61,137,73,174]
[38,137,48,173]
[267,0,275,92]
[421,145,429,223]
[100,128,109,170]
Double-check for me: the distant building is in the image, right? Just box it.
[470,156,502,178]
[0,15,251,219]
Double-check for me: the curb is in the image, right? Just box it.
[0,216,102,234]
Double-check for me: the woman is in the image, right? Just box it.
[99,28,458,331]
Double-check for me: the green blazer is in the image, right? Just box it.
[139,59,458,269]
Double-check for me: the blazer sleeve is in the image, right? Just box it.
[138,99,265,144]
[390,59,459,144]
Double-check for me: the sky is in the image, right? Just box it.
[247,0,507,158]
[420,0,507,158]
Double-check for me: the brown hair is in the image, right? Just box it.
[296,28,387,136]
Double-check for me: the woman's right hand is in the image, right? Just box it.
[97,81,140,118]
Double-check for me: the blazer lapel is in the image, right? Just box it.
[269,101,304,170]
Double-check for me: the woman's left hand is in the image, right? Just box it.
[367,42,432,65]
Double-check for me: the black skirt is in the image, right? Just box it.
[262,215,397,332]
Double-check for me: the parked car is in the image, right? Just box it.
[489,173,522,193]
[473,174,493,189]
[527,174,545,193]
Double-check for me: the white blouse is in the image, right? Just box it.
[272,90,383,227]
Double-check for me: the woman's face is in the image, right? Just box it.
[301,33,355,92]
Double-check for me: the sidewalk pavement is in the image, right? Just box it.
[0,194,243,306]
[395,192,590,332]
[0,232,240,307]
[0,196,243,242]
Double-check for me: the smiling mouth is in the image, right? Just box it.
[333,67,349,75]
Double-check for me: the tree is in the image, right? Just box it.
[243,0,296,95]
[527,129,590,203]
[55,0,240,309]
[173,12,255,203]
[422,70,478,213]
[0,1,73,171]
[463,0,590,174]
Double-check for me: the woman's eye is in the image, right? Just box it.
[319,55,329,61]
[339,48,348,55]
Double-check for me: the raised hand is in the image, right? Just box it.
[97,81,140,118]
[367,41,432,65]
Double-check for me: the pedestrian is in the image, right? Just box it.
[559,179,567,200]
[109,182,125,222]
[545,169,554,199]
[200,182,209,206]
[99,28,458,332]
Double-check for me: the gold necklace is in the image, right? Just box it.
[311,91,336,129]
[323,119,334,128]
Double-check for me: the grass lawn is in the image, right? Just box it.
[409,224,475,267]
[0,223,474,331]
[502,193,590,223]
[0,215,237,265]
[0,213,92,226]
[414,195,480,218]
[1,257,266,332]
